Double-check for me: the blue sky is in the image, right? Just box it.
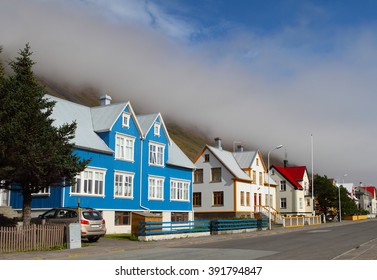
[2,0,377,186]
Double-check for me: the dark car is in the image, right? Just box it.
[32,207,106,242]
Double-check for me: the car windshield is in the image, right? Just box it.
[82,211,102,220]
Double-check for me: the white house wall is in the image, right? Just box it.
[193,150,235,212]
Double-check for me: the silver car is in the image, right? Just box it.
[33,207,106,242]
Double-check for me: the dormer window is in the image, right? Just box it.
[154,123,161,136]
[122,113,130,128]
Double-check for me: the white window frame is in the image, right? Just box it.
[154,123,161,136]
[148,176,164,200]
[280,180,286,191]
[280,197,287,209]
[149,142,165,167]
[32,187,50,196]
[115,133,135,162]
[114,171,134,199]
[170,179,190,202]
[122,112,131,128]
[71,167,106,197]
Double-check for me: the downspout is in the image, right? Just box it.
[139,137,150,212]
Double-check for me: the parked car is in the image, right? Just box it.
[32,207,106,242]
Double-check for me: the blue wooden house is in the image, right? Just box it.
[8,94,195,234]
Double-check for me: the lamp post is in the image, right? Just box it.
[339,174,347,222]
[268,144,283,230]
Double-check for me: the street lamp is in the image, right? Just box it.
[339,174,347,222]
[268,144,283,230]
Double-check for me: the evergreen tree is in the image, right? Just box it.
[339,185,358,217]
[313,174,338,215]
[0,44,89,225]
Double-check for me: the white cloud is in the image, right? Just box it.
[2,0,377,185]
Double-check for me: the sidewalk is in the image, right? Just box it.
[1,220,376,260]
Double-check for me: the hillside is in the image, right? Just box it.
[38,79,288,166]
[39,79,210,161]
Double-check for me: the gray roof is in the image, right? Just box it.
[207,146,250,181]
[47,95,113,154]
[136,113,171,143]
[47,95,194,169]
[91,103,128,132]
[167,140,196,169]
[136,113,159,137]
[233,151,258,168]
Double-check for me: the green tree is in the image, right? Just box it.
[339,185,358,217]
[313,174,338,215]
[0,44,89,225]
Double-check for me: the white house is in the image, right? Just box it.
[270,164,313,216]
[192,138,277,219]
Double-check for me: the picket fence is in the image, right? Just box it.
[0,224,66,253]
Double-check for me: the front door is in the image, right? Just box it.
[0,189,9,206]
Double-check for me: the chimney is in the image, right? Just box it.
[100,94,112,106]
[237,145,244,152]
[284,160,288,168]
[214,137,222,150]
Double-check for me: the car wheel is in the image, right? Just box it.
[88,236,100,243]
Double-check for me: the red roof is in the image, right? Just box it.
[272,165,306,190]
[360,186,376,199]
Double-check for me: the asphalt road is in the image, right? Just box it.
[2,219,377,260]
[70,219,377,260]
[178,221,377,260]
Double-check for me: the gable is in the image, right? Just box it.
[271,165,303,190]
[136,113,171,144]
[195,145,251,181]
[91,102,143,137]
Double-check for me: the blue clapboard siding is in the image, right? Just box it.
[9,97,194,215]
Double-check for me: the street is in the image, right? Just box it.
[67,219,377,260]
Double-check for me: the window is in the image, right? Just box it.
[211,167,221,182]
[240,191,245,206]
[71,168,106,196]
[122,113,130,128]
[33,186,50,196]
[148,176,164,200]
[204,154,210,162]
[115,134,135,161]
[115,211,131,225]
[154,123,161,136]
[114,172,134,198]
[280,180,286,191]
[213,191,224,206]
[299,198,303,209]
[171,212,188,222]
[246,192,250,206]
[194,169,203,183]
[170,179,190,201]
[280,198,287,209]
[253,171,256,183]
[256,158,259,166]
[306,198,311,206]
[149,142,165,166]
[259,172,263,185]
[193,192,202,207]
